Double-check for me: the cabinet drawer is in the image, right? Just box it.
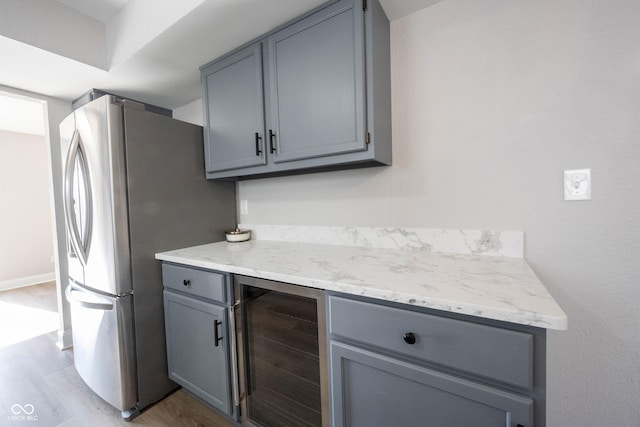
[328,296,533,389]
[162,263,227,303]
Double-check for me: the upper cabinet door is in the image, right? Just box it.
[267,0,366,164]
[203,43,267,173]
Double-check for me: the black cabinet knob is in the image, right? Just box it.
[403,332,416,345]
[183,279,191,287]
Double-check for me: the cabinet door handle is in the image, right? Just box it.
[403,332,416,345]
[269,129,276,154]
[182,279,190,287]
[214,319,223,347]
[255,132,262,156]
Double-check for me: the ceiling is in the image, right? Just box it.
[0,0,443,113]
[55,0,129,23]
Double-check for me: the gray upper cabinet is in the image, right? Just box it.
[267,0,366,163]
[202,43,267,173]
[201,0,391,180]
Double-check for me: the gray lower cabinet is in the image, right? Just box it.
[328,294,545,427]
[330,342,533,427]
[201,0,391,180]
[162,264,233,417]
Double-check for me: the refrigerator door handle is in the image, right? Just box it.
[63,129,93,265]
[65,285,114,311]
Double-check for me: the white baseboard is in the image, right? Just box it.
[56,329,73,350]
[0,272,56,291]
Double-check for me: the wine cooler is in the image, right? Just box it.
[233,275,329,427]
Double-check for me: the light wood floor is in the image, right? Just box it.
[0,281,58,312]
[0,283,237,427]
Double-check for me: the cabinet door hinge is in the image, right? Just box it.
[365,132,371,145]
[363,0,367,11]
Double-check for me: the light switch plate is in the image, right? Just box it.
[240,199,248,215]
[564,169,591,200]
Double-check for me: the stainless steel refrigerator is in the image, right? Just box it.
[59,95,236,419]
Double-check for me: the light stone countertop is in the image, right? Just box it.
[156,239,567,330]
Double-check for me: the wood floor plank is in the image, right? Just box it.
[42,363,148,427]
[139,390,236,427]
[0,282,58,312]
[20,332,74,378]
[0,354,70,426]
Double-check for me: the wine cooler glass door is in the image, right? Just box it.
[234,276,329,427]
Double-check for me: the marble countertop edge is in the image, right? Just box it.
[155,246,568,331]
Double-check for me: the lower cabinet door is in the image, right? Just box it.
[330,342,533,427]
[164,291,231,415]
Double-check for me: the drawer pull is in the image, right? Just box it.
[214,319,223,347]
[403,332,416,345]
[183,279,191,287]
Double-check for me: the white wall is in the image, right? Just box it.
[234,1,640,425]
[0,130,55,289]
[173,99,203,125]
[176,0,639,424]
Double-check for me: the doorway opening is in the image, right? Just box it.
[0,92,58,348]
